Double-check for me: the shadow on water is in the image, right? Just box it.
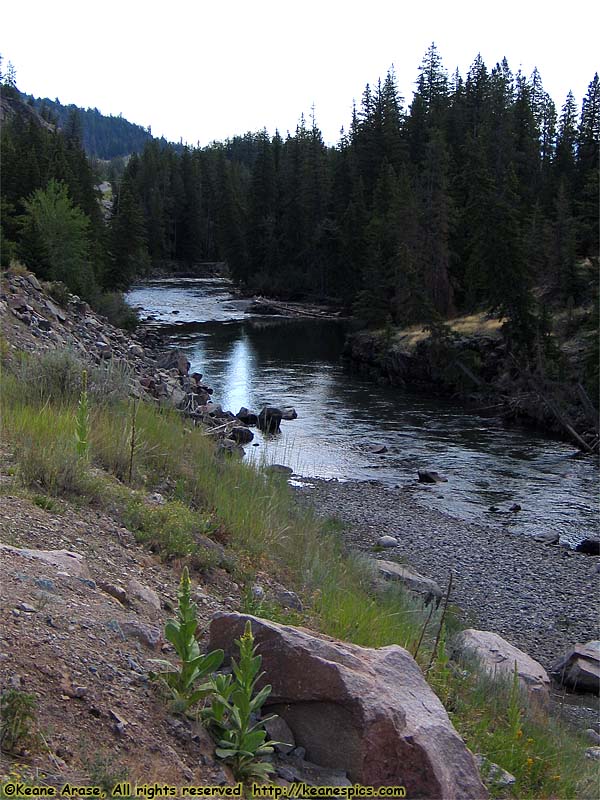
[127,280,599,547]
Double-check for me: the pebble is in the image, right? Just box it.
[377,535,399,548]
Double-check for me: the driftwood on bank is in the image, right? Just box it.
[508,356,598,454]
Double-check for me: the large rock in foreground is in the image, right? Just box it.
[550,641,600,693]
[208,612,486,798]
[452,629,550,701]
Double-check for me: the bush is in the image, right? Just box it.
[93,291,140,332]
[123,498,216,560]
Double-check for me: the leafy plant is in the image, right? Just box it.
[150,567,223,714]
[75,369,90,459]
[202,620,281,781]
[0,690,41,753]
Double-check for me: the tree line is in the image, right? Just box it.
[1,46,598,349]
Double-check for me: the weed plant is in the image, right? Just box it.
[150,567,223,714]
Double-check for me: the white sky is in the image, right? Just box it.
[3,0,599,147]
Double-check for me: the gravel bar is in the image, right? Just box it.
[295,478,599,669]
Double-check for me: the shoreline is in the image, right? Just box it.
[293,476,599,672]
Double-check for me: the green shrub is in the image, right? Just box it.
[0,689,41,753]
[93,291,140,331]
[123,499,215,560]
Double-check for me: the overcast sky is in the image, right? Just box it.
[3,0,599,147]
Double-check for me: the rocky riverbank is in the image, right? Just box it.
[296,477,599,672]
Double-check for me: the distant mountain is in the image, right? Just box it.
[21,92,178,160]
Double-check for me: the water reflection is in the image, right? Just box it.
[127,280,599,546]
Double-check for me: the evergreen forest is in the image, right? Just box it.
[1,46,598,352]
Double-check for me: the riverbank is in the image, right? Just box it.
[295,477,599,671]
[343,314,599,454]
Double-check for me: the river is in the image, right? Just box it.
[127,278,598,548]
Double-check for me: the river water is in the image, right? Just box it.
[127,278,598,548]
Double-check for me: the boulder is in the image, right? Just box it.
[168,386,187,409]
[217,438,244,458]
[120,620,161,649]
[208,613,487,797]
[374,560,442,607]
[418,470,448,483]
[128,344,145,358]
[274,589,303,612]
[281,407,298,421]
[26,273,41,290]
[0,544,91,579]
[258,406,283,433]
[550,641,600,693]
[44,299,67,322]
[156,349,190,376]
[452,629,550,701]
[228,426,254,445]
[236,407,259,426]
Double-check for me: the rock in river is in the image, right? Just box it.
[418,470,448,483]
[258,406,283,433]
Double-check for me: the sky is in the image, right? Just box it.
[3,0,599,147]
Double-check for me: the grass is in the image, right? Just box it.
[0,348,596,798]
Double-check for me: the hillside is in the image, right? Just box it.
[21,92,175,160]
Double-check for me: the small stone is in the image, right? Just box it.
[533,532,559,545]
[121,620,161,649]
[377,535,399,548]
[274,590,303,611]
[98,582,129,606]
[18,602,36,613]
[474,754,516,788]
[126,578,161,612]
[509,503,522,512]
[251,585,265,600]
[585,747,600,760]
